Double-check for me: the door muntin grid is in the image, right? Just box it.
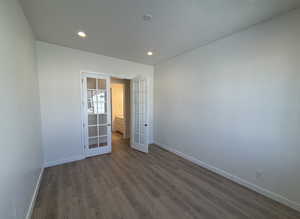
[87,78,108,148]
[134,79,147,146]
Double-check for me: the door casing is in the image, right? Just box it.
[80,71,150,157]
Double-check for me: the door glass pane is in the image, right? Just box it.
[88,126,97,137]
[134,81,140,144]
[98,126,107,136]
[98,79,106,89]
[96,90,106,114]
[89,138,98,149]
[86,77,108,149]
[140,80,146,145]
[88,114,97,125]
[87,78,96,89]
[98,114,107,124]
[88,90,97,114]
[99,136,107,147]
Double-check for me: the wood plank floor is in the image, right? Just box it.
[32,133,300,219]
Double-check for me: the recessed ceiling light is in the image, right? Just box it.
[77,31,87,38]
[147,51,153,56]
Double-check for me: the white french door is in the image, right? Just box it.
[81,73,112,157]
[131,76,149,153]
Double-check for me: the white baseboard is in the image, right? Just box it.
[44,154,85,168]
[155,142,300,212]
[26,167,44,219]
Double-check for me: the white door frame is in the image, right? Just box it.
[80,71,150,157]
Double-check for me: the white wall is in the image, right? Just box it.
[37,41,154,167]
[154,9,300,210]
[0,0,43,218]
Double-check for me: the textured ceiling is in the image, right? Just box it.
[20,0,300,65]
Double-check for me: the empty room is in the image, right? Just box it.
[1,0,300,218]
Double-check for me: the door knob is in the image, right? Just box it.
[144,124,148,127]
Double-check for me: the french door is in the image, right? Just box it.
[131,76,149,153]
[81,73,111,157]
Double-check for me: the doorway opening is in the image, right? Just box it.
[110,77,131,152]
[81,72,149,158]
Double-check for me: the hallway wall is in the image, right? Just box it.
[111,83,124,127]
[111,78,131,138]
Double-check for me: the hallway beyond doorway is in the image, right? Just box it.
[112,132,130,153]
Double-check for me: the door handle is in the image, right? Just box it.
[144,124,148,127]
[107,124,111,126]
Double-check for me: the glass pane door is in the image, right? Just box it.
[86,77,109,150]
[131,77,148,153]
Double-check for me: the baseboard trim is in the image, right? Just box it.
[26,167,44,219]
[44,154,85,168]
[155,142,300,212]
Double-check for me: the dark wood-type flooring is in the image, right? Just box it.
[32,133,300,219]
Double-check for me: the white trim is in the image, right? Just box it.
[85,146,111,157]
[26,168,44,219]
[44,154,85,168]
[155,142,300,212]
[80,70,133,80]
[79,70,153,155]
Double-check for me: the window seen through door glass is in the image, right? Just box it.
[87,78,106,114]
[87,90,106,114]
